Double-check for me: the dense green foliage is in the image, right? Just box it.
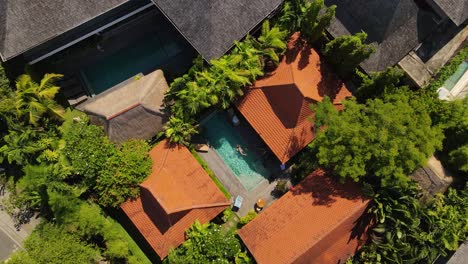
[323,32,374,77]
[434,97,468,176]
[14,74,65,127]
[61,114,115,185]
[277,0,336,43]
[6,223,100,264]
[352,183,468,263]
[95,139,151,207]
[0,72,152,262]
[310,91,443,186]
[49,194,152,264]
[165,221,251,264]
[355,67,406,102]
[238,210,257,228]
[164,116,199,145]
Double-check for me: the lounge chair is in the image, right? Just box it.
[194,144,209,152]
[233,195,243,211]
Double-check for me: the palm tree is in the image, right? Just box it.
[164,117,198,146]
[253,20,287,64]
[15,73,65,126]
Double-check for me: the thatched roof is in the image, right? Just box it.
[82,69,168,143]
[0,0,131,61]
[151,0,283,61]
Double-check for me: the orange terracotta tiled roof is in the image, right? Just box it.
[120,139,229,259]
[238,169,370,264]
[236,32,351,163]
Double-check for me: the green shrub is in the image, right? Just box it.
[238,210,257,228]
[222,207,235,223]
[323,32,375,77]
[165,221,251,263]
[95,139,152,207]
[49,193,151,264]
[355,67,406,102]
[311,91,443,186]
[7,223,100,264]
[61,114,116,185]
[353,183,468,263]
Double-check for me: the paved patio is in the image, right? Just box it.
[198,149,283,217]
[0,191,40,261]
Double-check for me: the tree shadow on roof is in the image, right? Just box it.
[282,116,315,162]
[262,84,306,129]
[316,57,346,103]
[349,202,374,243]
[289,170,365,206]
[141,187,189,235]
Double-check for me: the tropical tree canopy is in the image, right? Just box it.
[323,32,374,77]
[6,223,100,264]
[353,183,468,264]
[164,116,199,146]
[434,97,468,176]
[165,221,251,264]
[15,73,65,126]
[95,139,152,208]
[355,66,407,102]
[310,91,443,187]
[301,0,336,43]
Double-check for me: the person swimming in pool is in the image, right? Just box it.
[236,144,247,156]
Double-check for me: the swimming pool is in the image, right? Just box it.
[201,112,269,191]
[443,61,468,91]
[80,21,194,95]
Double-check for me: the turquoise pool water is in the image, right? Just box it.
[81,25,193,95]
[201,112,269,191]
[443,61,468,91]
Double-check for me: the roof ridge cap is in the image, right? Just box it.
[166,202,231,214]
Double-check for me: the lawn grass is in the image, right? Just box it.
[191,150,231,199]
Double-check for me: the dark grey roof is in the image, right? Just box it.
[0,0,130,61]
[151,0,283,61]
[433,0,468,26]
[326,0,439,72]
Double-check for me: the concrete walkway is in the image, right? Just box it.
[0,192,40,261]
[198,148,285,217]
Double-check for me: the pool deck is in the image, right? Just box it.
[198,148,281,217]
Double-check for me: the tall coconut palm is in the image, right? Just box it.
[15,73,65,127]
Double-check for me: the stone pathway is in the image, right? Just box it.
[0,192,40,261]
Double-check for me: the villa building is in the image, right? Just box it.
[80,69,169,143]
[238,169,370,264]
[120,139,230,259]
[0,0,282,101]
[325,0,467,87]
[237,32,351,164]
